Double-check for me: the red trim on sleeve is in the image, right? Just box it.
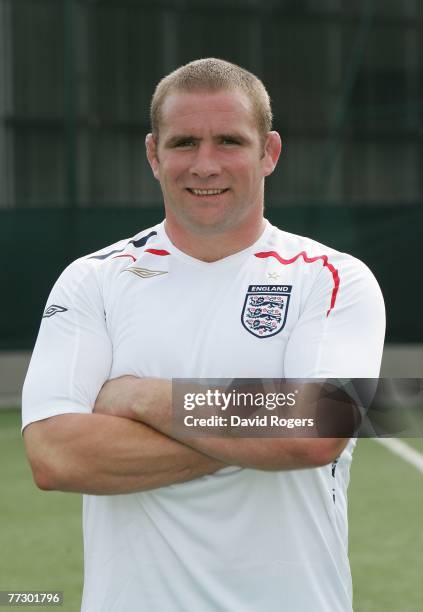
[254,250,340,316]
[112,254,136,262]
[144,248,170,256]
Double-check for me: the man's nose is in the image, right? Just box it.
[189,144,220,178]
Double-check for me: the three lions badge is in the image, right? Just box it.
[241,285,292,338]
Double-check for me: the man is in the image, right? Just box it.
[22,58,385,611]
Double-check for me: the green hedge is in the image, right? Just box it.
[2,204,421,348]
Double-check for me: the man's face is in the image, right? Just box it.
[146,89,281,236]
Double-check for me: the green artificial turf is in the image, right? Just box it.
[0,410,82,611]
[1,410,422,611]
[349,439,423,611]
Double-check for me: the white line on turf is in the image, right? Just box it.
[376,438,423,474]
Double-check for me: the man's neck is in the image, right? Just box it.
[164,218,267,263]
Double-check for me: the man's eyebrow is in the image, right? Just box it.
[164,133,250,146]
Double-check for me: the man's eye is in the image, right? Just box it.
[175,140,195,148]
[221,138,239,145]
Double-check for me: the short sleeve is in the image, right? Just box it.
[284,256,385,378]
[22,259,112,431]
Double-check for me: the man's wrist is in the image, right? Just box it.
[132,378,172,425]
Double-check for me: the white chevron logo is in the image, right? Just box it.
[125,267,168,278]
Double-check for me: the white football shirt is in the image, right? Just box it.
[22,220,385,611]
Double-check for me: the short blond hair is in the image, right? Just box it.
[150,58,272,142]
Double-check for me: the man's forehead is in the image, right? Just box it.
[160,89,254,125]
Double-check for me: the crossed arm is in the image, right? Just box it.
[24,411,225,495]
[94,376,349,470]
[24,376,349,495]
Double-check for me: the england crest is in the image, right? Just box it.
[241,285,292,338]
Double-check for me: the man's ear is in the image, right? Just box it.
[262,131,282,178]
[145,133,160,180]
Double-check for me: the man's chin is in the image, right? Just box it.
[164,199,254,237]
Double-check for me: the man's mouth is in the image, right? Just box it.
[186,188,229,196]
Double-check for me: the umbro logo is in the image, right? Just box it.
[124,267,168,279]
[43,304,68,318]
